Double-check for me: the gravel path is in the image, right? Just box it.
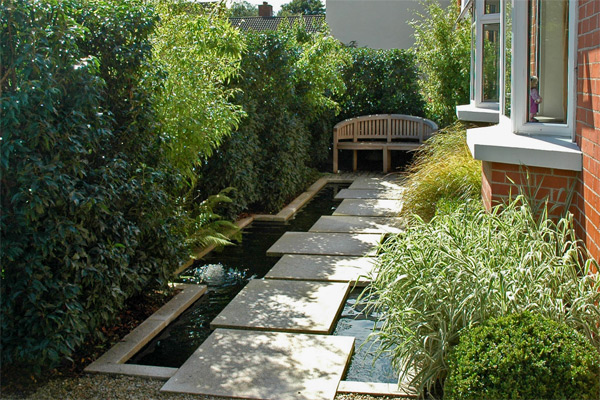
[2,374,406,400]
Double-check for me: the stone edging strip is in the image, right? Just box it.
[337,381,418,397]
[84,283,206,379]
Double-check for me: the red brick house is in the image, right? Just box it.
[458,0,599,268]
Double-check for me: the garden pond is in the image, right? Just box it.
[127,183,397,383]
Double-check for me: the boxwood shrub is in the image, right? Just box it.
[445,312,600,400]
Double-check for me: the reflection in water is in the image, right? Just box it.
[333,290,397,383]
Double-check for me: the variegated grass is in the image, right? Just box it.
[363,197,600,398]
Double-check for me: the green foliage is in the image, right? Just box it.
[336,47,425,121]
[277,0,325,16]
[150,0,245,180]
[229,0,257,17]
[196,25,348,215]
[0,0,242,373]
[411,0,470,127]
[364,198,600,397]
[445,312,600,400]
[1,0,178,371]
[400,122,481,221]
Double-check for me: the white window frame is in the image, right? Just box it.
[474,0,501,109]
[511,0,577,139]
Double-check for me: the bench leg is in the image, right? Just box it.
[352,150,357,172]
[333,146,338,173]
[383,149,389,173]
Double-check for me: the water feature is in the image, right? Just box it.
[127,182,397,383]
[333,290,397,383]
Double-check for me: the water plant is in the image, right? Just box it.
[364,197,600,397]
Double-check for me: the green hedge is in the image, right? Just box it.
[336,47,425,121]
[0,0,244,372]
[196,26,347,215]
[445,312,600,400]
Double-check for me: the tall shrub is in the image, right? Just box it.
[196,25,348,215]
[336,47,425,121]
[0,0,244,372]
[1,0,177,371]
[410,0,470,127]
[150,0,245,180]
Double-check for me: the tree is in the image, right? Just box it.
[229,0,257,17]
[410,0,470,127]
[277,0,325,16]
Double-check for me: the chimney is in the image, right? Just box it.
[258,2,273,17]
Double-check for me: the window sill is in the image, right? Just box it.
[466,125,582,171]
[456,104,500,123]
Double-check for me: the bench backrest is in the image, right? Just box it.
[333,114,438,144]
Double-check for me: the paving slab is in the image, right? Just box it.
[335,188,405,200]
[211,279,350,334]
[161,329,355,400]
[349,176,405,190]
[309,216,403,234]
[265,254,376,285]
[266,232,382,257]
[333,199,403,217]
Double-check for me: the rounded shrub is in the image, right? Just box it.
[445,311,600,400]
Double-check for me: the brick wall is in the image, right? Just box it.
[575,0,600,267]
[481,161,579,218]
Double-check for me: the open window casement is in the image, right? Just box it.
[510,0,577,138]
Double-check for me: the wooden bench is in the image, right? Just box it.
[333,114,438,173]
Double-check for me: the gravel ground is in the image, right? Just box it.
[1,374,406,400]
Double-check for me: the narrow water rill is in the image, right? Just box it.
[127,182,397,383]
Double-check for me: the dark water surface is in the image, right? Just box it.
[127,182,397,383]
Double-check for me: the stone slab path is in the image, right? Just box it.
[210,279,350,334]
[160,175,407,400]
[333,199,403,217]
[161,329,355,400]
[265,254,376,285]
[266,232,381,257]
[335,188,405,200]
[349,176,405,190]
[309,215,403,234]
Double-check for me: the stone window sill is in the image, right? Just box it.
[467,124,582,171]
[456,104,500,123]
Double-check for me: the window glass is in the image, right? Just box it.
[527,0,568,124]
[471,17,476,101]
[485,0,500,14]
[504,0,512,117]
[482,23,500,102]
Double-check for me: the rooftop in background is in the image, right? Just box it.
[228,15,326,33]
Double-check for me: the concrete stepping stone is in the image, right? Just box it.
[335,188,405,200]
[349,176,405,190]
[309,216,403,234]
[210,279,350,334]
[265,254,376,285]
[333,199,403,217]
[161,329,354,400]
[266,232,381,257]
